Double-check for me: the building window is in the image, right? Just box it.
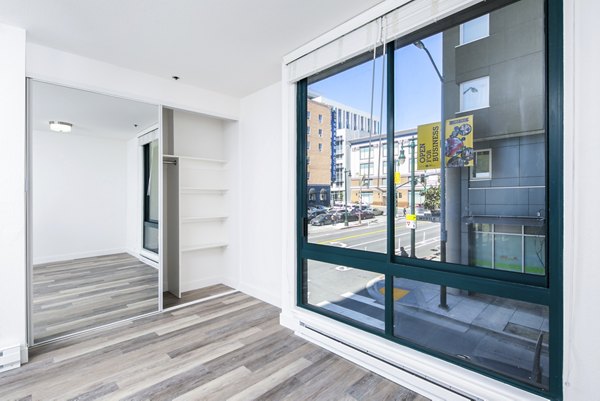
[472,149,492,180]
[318,128,323,137]
[359,163,373,176]
[361,192,373,204]
[318,143,323,152]
[460,76,489,112]
[306,156,310,165]
[307,141,310,150]
[460,14,489,45]
[307,125,311,134]
[470,224,545,275]
[359,146,371,160]
[307,111,311,120]
[318,114,323,123]
[320,188,327,201]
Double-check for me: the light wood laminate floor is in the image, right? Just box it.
[4,291,429,400]
[163,283,235,309]
[33,253,159,343]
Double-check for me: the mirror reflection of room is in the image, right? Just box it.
[29,81,159,343]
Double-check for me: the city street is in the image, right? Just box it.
[305,216,549,386]
[308,216,441,258]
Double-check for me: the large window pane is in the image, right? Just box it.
[494,234,522,272]
[525,236,546,275]
[470,231,493,268]
[393,0,547,278]
[306,56,387,254]
[306,260,384,331]
[385,277,549,390]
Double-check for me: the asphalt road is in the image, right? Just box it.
[305,216,441,307]
[308,216,441,258]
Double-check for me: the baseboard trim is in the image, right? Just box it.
[33,248,128,265]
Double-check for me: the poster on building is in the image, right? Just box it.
[417,122,441,170]
[445,115,474,167]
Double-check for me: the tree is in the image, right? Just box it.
[421,185,440,211]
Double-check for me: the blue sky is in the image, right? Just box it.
[309,33,443,132]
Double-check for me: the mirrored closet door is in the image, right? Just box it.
[27,80,161,343]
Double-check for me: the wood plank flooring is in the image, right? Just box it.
[163,284,235,309]
[33,253,159,343]
[4,291,429,400]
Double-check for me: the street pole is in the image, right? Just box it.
[414,40,448,308]
[409,139,416,258]
[344,169,349,226]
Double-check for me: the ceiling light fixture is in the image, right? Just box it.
[49,121,72,133]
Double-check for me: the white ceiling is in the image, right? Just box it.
[0,0,384,97]
[30,80,158,140]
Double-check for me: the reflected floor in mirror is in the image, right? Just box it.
[33,253,158,343]
[163,284,235,309]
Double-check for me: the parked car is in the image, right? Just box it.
[310,213,337,226]
[331,209,358,222]
[415,205,433,220]
[353,209,374,220]
[307,207,328,219]
[370,207,384,216]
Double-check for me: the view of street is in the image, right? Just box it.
[308,215,441,258]
[305,215,549,388]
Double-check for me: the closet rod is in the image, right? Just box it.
[163,160,177,166]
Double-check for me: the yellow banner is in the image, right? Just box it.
[445,115,474,167]
[416,122,441,170]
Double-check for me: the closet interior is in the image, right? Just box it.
[161,107,236,308]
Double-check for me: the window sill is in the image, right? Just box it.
[455,35,489,48]
[456,106,489,114]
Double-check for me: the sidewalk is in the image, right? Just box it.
[366,276,549,345]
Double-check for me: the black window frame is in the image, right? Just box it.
[296,0,563,398]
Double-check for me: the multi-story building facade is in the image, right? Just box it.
[308,94,381,205]
[306,99,333,207]
[442,1,546,273]
[346,130,439,208]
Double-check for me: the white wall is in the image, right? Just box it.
[0,23,26,358]
[562,0,600,399]
[27,44,240,121]
[237,81,283,307]
[173,110,226,159]
[32,131,128,264]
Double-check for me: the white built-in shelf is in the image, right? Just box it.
[181,243,228,252]
[163,154,228,164]
[180,187,229,194]
[181,216,228,223]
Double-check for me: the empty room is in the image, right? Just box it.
[0,0,597,400]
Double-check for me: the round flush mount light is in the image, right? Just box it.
[49,121,72,133]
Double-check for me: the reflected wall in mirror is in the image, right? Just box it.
[29,80,160,343]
